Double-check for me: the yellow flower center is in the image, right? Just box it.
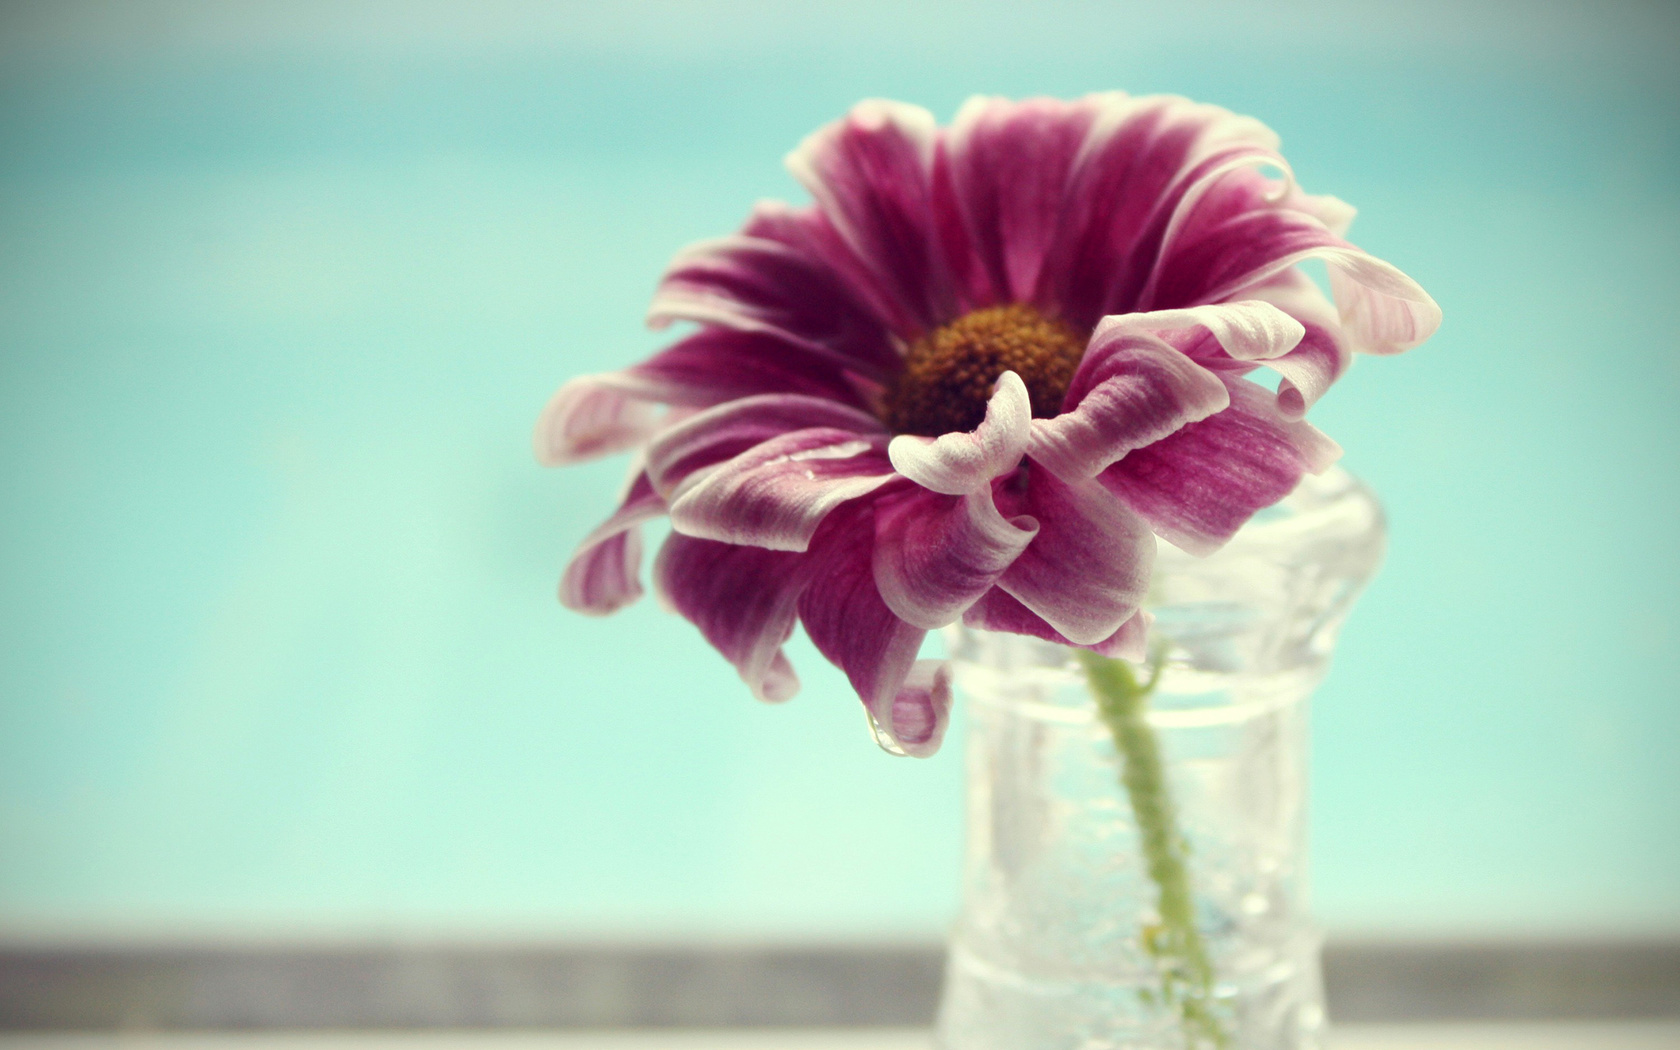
[881,303,1087,437]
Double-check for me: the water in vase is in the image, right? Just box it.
[937,468,1387,1050]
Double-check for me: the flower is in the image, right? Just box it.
[534,94,1439,757]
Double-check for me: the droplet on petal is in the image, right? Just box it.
[866,707,911,757]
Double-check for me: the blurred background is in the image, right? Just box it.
[1,0,1677,1030]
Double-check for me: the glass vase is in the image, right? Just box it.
[936,467,1386,1050]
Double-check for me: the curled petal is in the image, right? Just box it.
[996,469,1155,646]
[668,427,899,552]
[965,589,1153,662]
[1145,166,1440,355]
[786,99,954,336]
[873,487,1039,630]
[560,467,667,615]
[887,371,1031,495]
[1325,248,1441,356]
[1028,333,1232,482]
[648,234,899,377]
[1027,299,1306,479]
[644,393,886,498]
[1088,299,1307,368]
[1099,376,1341,556]
[1234,269,1352,419]
[883,660,953,758]
[654,533,806,702]
[799,504,942,755]
[533,375,662,467]
[563,531,642,615]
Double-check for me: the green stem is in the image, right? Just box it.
[1076,649,1229,1050]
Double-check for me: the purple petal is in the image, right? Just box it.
[623,327,872,411]
[1143,166,1440,354]
[739,201,921,345]
[668,427,899,552]
[1143,167,1329,305]
[883,660,953,758]
[644,393,886,498]
[798,503,942,755]
[532,375,662,466]
[1098,375,1341,556]
[560,467,667,615]
[1027,325,1235,482]
[964,588,1152,661]
[654,532,806,702]
[647,233,900,377]
[1036,94,1284,327]
[995,468,1155,645]
[887,370,1031,495]
[942,96,1100,307]
[785,100,955,336]
[872,486,1039,630]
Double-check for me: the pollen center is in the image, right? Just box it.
[881,303,1086,437]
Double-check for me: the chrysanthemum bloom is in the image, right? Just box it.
[535,94,1439,757]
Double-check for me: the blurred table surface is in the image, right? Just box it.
[5,1027,1680,1049]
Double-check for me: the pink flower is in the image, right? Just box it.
[534,95,1439,757]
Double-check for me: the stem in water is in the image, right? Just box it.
[1077,649,1229,1049]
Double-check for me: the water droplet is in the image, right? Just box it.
[866,708,909,756]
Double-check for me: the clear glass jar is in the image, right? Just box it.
[936,467,1387,1050]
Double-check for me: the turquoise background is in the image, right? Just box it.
[2,1,1676,943]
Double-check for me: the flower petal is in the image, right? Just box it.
[1091,608,1152,662]
[654,532,806,702]
[963,588,1152,661]
[785,99,954,336]
[873,486,1039,630]
[1088,299,1307,368]
[887,370,1031,495]
[619,327,872,411]
[1233,269,1353,419]
[532,375,662,467]
[644,393,886,498]
[883,660,953,758]
[1325,246,1442,356]
[1098,375,1342,556]
[559,466,667,615]
[942,95,1100,307]
[647,233,899,377]
[739,201,920,347]
[798,503,943,756]
[668,427,899,552]
[1036,93,1284,327]
[996,469,1155,646]
[1027,327,1235,482]
[1144,166,1440,355]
